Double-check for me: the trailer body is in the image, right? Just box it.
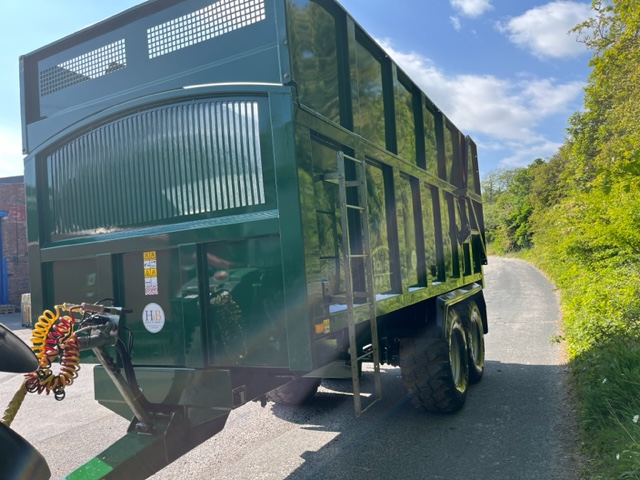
[20,0,487,477]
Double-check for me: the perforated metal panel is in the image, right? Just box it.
[46,99,266,237]
[147,0,266,59]
[39,39,127,96]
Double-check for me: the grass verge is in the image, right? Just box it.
[518,247,640,480]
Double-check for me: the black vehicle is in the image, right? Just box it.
[0,323,51,480]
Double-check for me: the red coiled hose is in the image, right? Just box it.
[26,307,81,401]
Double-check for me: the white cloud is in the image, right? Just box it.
[450,0,492,18]
[498,140,563,167]
[472,137,562,171]
[521,78,584,116]
[0,128,25,177]
[378,40,583,167]
[450,16,462,31]
[497,1,591,59]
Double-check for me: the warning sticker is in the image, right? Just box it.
[143,251,159,296]
[144,268,157,278]
[145,285,159,295]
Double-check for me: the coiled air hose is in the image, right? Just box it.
[25,305,81,401]
[2,305,81,427]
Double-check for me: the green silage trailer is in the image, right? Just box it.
[20,0,488,477]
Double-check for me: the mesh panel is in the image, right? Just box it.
[39,40,126,96]
[147,0,266,59]
[47,99,266,237]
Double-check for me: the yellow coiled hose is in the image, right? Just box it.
[25,305,81,401]
[2,305,82,426]
[30,306,60,361]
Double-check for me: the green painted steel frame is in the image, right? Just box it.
[284,0,486,347]
[21,0,292,155]
[25,84,313,373]
[93,366,233,418]
[293,107,484,337]
[63,410,229,480]
[19,1,488,477]
[22,0,486,374]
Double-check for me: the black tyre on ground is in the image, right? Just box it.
[399,308,469,413]
[267,377,321,405]
[464,300,485,384]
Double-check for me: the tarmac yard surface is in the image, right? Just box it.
[0,257,580,479]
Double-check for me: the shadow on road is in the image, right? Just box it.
[268,360,574,480]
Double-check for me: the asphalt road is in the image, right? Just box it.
[0,256,580,479]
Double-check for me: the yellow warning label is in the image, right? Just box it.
[143,251,158,296]
[144,268,157,278]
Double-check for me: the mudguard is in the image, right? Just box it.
[435,283,486,339]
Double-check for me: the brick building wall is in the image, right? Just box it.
[0,176,28,307]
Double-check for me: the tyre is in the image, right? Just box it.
[267,377,321,405]
[399,309,469,413]
[464,300,485,384]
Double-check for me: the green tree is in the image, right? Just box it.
[570,0,640,192]
[530,4,640,475]
[481,161,557,253]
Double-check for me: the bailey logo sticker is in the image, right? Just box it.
[142,303,165,333]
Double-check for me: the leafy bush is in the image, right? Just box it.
[482,2,640,476]
[572,339,640,479]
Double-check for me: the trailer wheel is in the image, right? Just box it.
[267,377,321,405]
[399,309,469,413]
[464,300,485,384]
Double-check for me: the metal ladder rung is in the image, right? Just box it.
[352,291,371,299]
[356,351,375,362]
[346,204,364,211]
[334,150,382,418]
[360,400,378,415]
[323,172,342,181]
[331,294,369,302]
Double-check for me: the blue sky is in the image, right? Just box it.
[0,0,593,178]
